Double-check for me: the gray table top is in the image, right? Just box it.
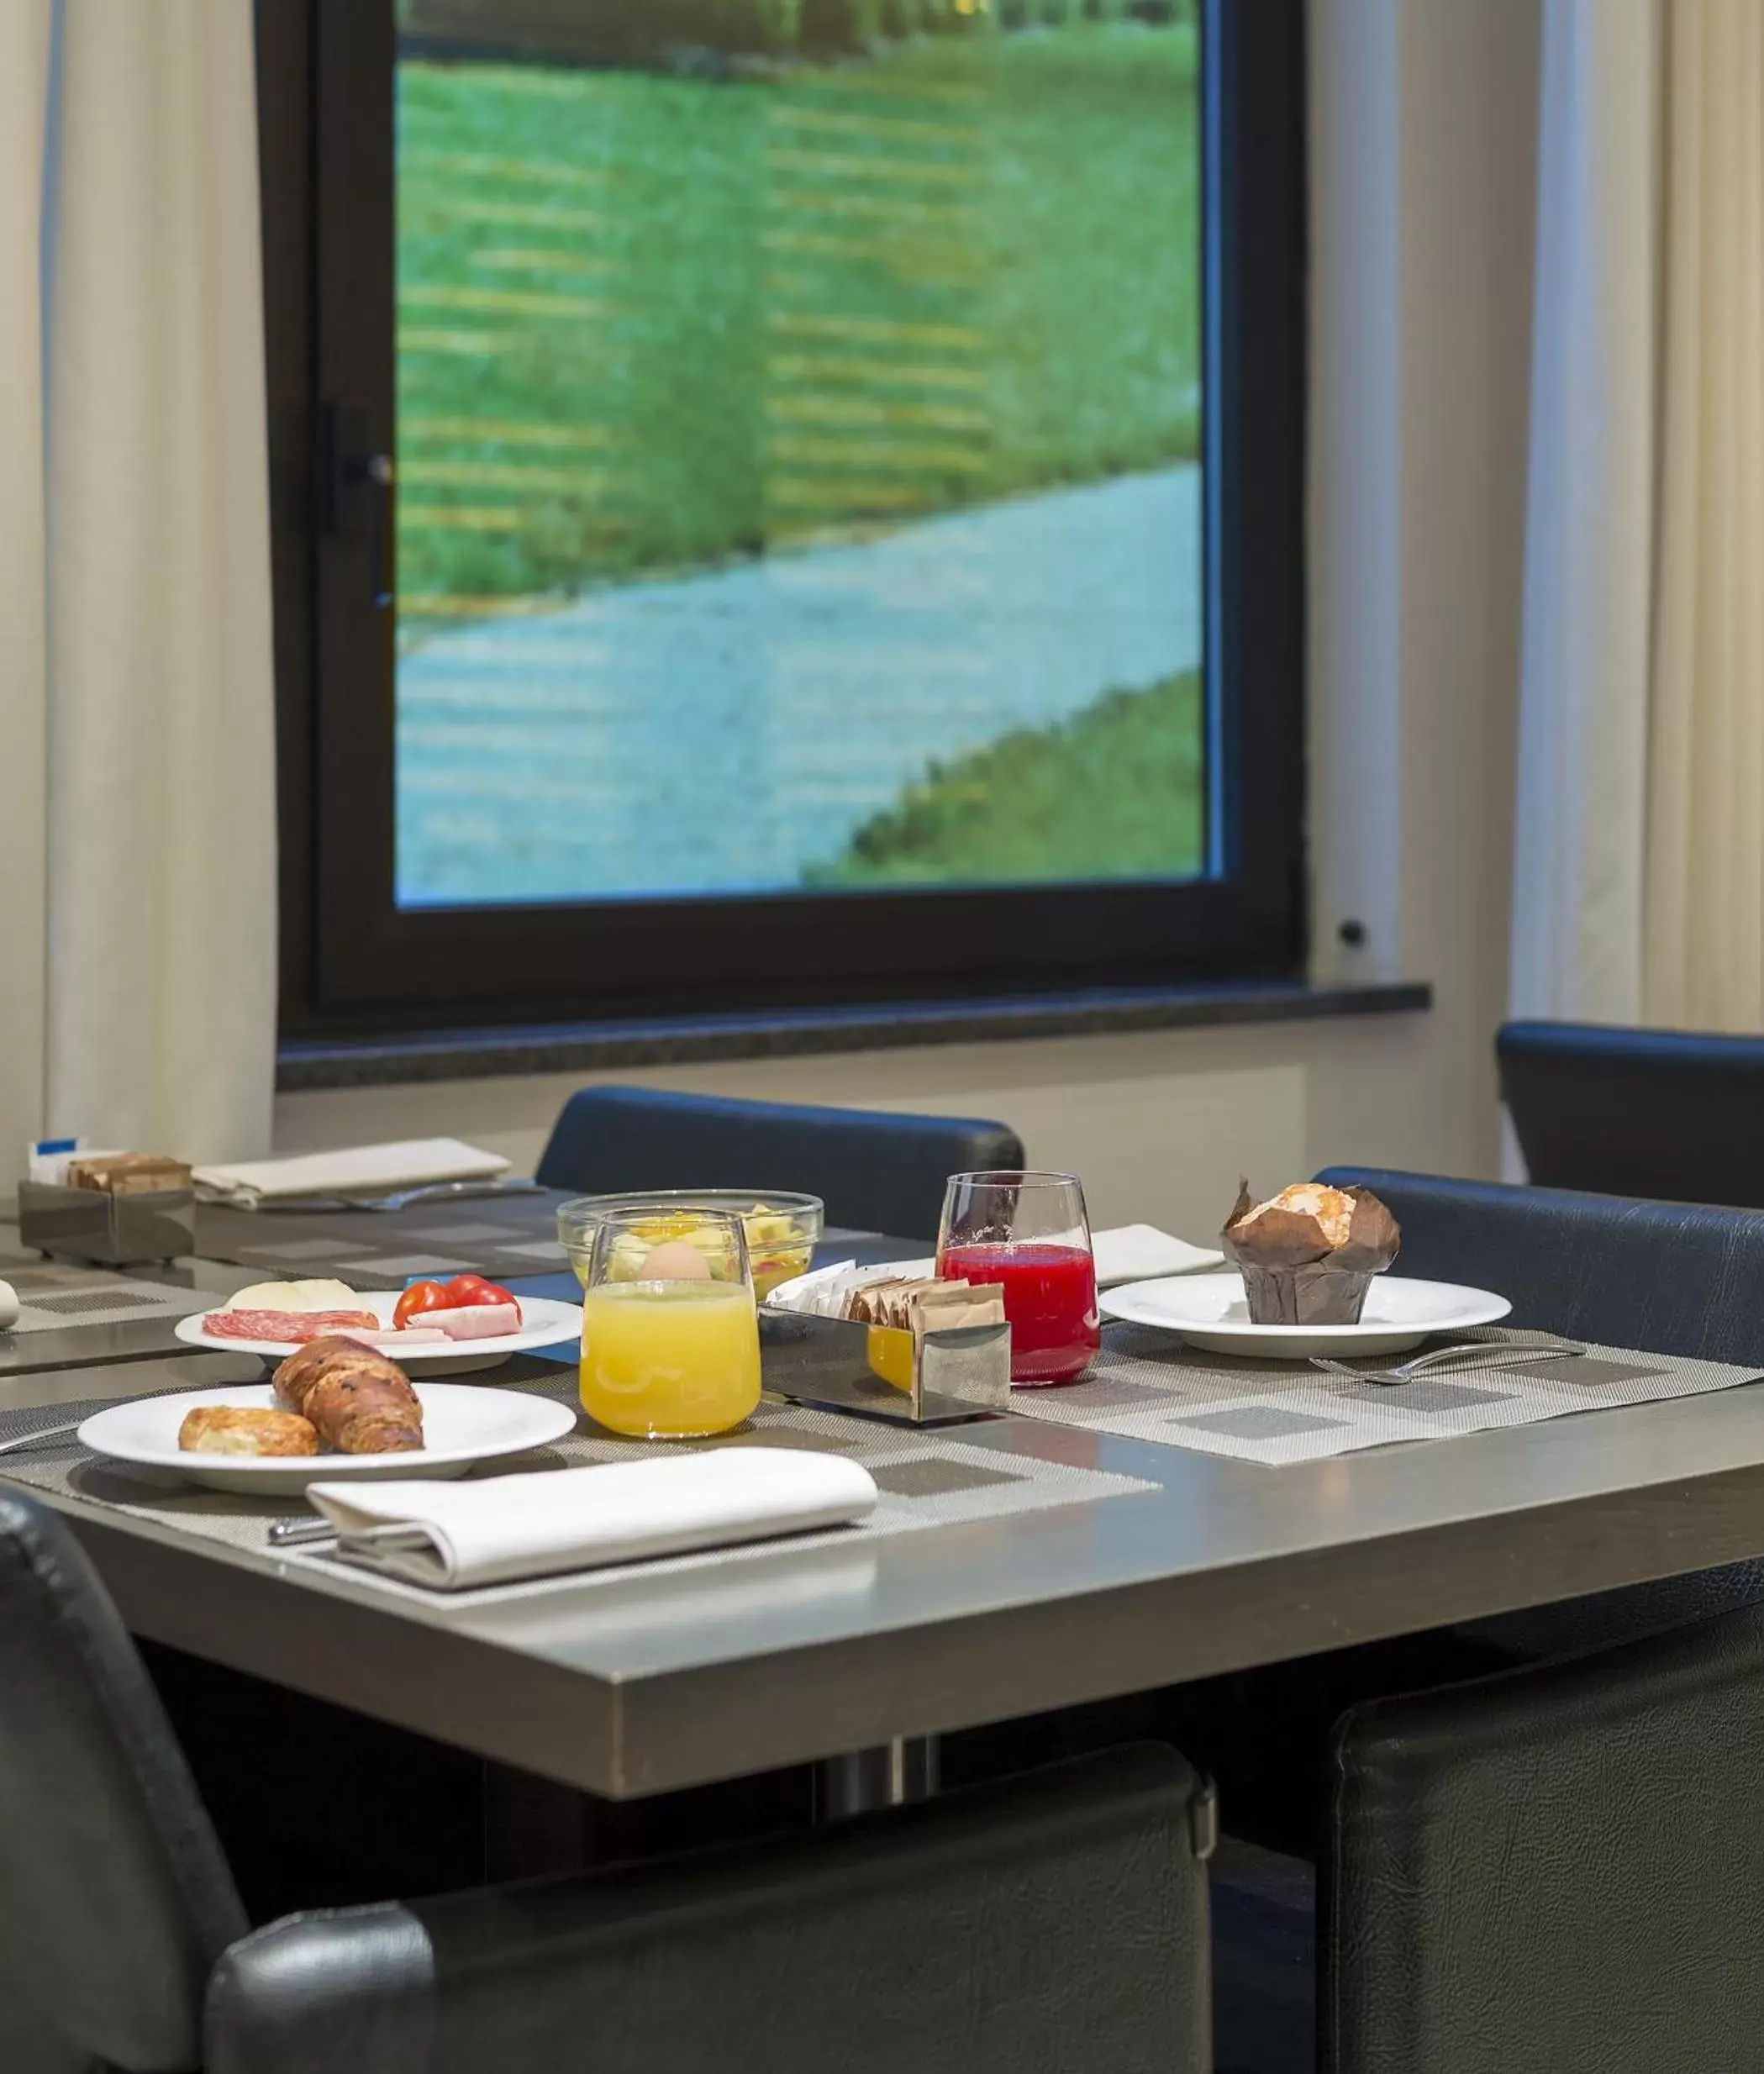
[0,1216,904,1378]
[0,1245,264,1376]
[15,1350,1764,1800]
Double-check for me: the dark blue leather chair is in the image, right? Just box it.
[0,1487,1211,2074]
[1316,1166,1764,1659]
[1499,1018,1764,1207]
[536,1084,1025,1240]
[1206,1187,1764,2070]
[1319,1161,1764,1368]
[1087,1169,1764,1865]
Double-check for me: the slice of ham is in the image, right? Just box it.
[334,1327,451,1354]
[420,1303,523,1341]
[203,1308,380,1344]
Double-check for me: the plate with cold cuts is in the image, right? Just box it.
[175,1285,583,1373]
[1100,1271,1512,1359]
[80,1382,580,1496]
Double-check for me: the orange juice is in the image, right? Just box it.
[579,1281,761,1438]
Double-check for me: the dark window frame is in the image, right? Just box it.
[260,0,1307,1039]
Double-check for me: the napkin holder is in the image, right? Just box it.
[17,1181,196,1266]
[759,1305,1010,1427]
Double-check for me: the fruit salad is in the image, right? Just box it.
[605,1205,813,1300]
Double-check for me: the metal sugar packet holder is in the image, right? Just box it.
[17,1182,196,1266]
[760,1261,1011,1428]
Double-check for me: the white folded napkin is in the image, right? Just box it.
[307,1449,879,1590]
[1090,1224,1224,1286]
[193,1138,509,1209]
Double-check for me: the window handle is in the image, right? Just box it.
[321,397,394,609]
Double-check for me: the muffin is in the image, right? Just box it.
[1221,1180,1401,1326]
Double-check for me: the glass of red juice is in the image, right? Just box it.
[936,1171,1100,1386]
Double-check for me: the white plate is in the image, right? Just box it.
[79,1382,579,1496]
[1099,1271,1512,1359]
[173,1290,582,1374]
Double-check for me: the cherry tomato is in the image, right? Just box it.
[392,1279,451,1329]
[443,1273,518,1311]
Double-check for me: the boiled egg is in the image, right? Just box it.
[640,1240,713,1282]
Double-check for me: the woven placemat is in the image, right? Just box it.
[195,1195,581,1287]
[1,1265,208,1336]
[1003,1324,1764,1466]
[0,1375,1155,1608]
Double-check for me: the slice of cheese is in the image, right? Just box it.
[227,1278,361,1313]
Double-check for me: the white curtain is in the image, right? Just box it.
[1644,0,1764,1025]
[0,0,277,1180]
[1511,0,1764,1033]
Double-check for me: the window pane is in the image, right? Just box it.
[395,3,1203,908]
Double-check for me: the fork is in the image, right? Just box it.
[0,1421,83,1455]
[1309,1338,1588,1388]
[268,1515,336,1548]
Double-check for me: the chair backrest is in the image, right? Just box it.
[1314,1166,1764,1657]
[207,1744,1212,2074]
[0,1489,246,2072]
[1498,1018,1764,1205]
[535,1084,1026,1238]
[1324,1600,1764,2074]
[1314,1164,1764,1364]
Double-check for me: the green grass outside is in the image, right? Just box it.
[396,24,1199,613]
[804,668,1203,885]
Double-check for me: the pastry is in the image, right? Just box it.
[272,1337,425,1454]
[1221,1180,1401,1327]
[179,1406,319,1457]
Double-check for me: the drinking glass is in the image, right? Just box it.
[577,1208,761,1438]
[936,1171,1099,1386]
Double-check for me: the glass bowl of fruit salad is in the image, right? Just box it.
[557,1191,824,1302]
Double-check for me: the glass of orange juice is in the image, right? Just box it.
[577,1208,761,1439]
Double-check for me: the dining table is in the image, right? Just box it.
[6,1192,1764,1804]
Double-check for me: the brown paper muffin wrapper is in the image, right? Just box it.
[1238,1262,1377,1328]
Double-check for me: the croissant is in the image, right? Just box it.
[271,1336,424,1454]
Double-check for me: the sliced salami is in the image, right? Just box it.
[202,1308,380,1344]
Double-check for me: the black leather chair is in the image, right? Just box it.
[535,1083,1026,1239]
[0,1488,1212,2073]
[1498,1018,1764,1205]
[1318,1601,1764,2073]
[1099,1168,1764,1863]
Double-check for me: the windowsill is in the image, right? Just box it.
[276,978,1432,1092]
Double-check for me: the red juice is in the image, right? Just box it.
[938,1241,1100,1386]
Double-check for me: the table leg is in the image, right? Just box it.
[484,1760,819,1878]
[814,1735,941,1819]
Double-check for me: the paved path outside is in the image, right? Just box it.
[397,462,1201,904]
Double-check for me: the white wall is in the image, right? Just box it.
[277,1016,1438,1237]
[276,0,1544,1241]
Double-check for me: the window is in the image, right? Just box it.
[261,0,1305,1031]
